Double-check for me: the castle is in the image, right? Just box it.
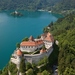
[10,32,54,68]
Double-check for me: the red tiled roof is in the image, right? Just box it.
[20,40,43,46]
[44,32,54,42]
[16,49,22,56]
[47,32,51,37]
[40,49,46,53]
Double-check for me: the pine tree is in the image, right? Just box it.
[19,58,26,73]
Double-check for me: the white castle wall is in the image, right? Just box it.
[24,47,53,64]
[44,41,53,49]
[20,46,37,52]
[20,44,43,52]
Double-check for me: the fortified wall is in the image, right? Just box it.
[24,47,53,64]
[10,32,54,66]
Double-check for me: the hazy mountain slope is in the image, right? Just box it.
[0,0,61,10]
[52,0,75,14]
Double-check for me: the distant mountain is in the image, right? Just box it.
[0,0,61,11]
[52,0,75,14]
[0,0,75,14]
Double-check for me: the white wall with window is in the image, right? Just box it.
[44,41,53,49]
[20,46,37,52]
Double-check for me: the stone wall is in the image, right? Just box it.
[24,47,53,64]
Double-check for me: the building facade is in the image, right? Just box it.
[20,36,44,52]
[10,32,54,66]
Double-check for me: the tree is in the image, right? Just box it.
[8,62,18,75]
[1,66,9,75]
[26,62,32,70]
[41,70,50,75]
[16,42,20,48]
[1,70,8,75]
[32,63,36,69]
[0,70,2,74]
[26,68,34,75]
[48,21,53,27]
[43,27,49,33]
[43,56,48,64]
[42,45,46,50]
[37,35,41,39]
[63,67,75,75]
[19,58,26,73]
[32,63,38,74]
[22,37,29,41]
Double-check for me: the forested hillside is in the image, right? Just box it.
[0,0,60,10]
[44,13,75,75]
[52,0,75,14]
[0,0,75,15]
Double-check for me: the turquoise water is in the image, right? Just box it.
[0,10,62,69]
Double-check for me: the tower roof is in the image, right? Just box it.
[40,49,46,54]
[47,32,51,37]
[44,32,54,42]
[16,49,22,56]
[29,35,34,41]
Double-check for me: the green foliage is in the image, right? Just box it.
[38,56,48,66]
[63,67,75,75]
[0,0,75,15]
[22,37,29,42]
[48,42,59,65]
[43,27,49,33]
[16,42,20,48]
[41,70,50,75]
[26,68,34,75]
[0,70,2,74]
[32,63,36,69]
[1,70,8,75]
[8,62,18,75]
[32,63,38,74]
[0,66,8,75]
[42,45,46,50]
[0,65,9,75]
[19,58,26,73]
[52,0,75,15]
[37,35,41,39]
[48,21,53,27]
[0,0,61,11]
[26,62,32,70]
[44,13,75,74]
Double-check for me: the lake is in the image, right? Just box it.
[0,10,62,69]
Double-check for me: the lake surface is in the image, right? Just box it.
[0,10,62,69]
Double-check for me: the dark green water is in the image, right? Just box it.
[0,10,62,69]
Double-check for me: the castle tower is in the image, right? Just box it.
[16,49,23,69]
[44,32,54,49]
[16,49,23,63]
[40,49,46,54]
